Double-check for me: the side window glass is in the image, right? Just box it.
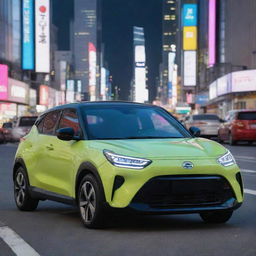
[37,117,44,133]
[42,111,60,135]
[58,109,81,136]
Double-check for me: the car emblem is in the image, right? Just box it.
[182,161,194,169]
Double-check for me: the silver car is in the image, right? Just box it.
[11,116,38,141]
[185,114,222,138]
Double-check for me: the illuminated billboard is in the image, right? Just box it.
[183,26,197,50]
[22,0,34,70]
[183,4,197,27]
[208,0,216,66]
[35,0,50,73]
[39,85,49,105]
[0,64,8,101]
[88,42,97,101]
[183,51,196,86]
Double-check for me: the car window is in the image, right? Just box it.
[2,123,12,128]
[81,105,191,140]
[193,115,219,121]
[58,109,81,136]
[42,111,61,135]
[237,112,256,120]
[19,117,38,127]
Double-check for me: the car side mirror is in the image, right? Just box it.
[219,119,225,123]
[189,126,201,137]
[56,127,79,141]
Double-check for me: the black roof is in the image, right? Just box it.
[40,101,156,116]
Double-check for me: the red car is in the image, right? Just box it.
[218,110,256,145]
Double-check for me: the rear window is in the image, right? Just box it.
[19,117,38,127]
[193,115,219,121]
[237,112,256,120]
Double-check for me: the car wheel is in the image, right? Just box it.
[14,167,39,211]
[229,133,237,145]
[217,132,223,143]
[78,174,106,229]
[200,210,233,223]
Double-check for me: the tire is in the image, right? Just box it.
[14,167,39,211]
[78,174,107,229]
[217,133,223,143]
[229,133,237,146]
[200,210,233,224]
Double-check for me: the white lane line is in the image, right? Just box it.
[0,226,40,256]
[235,156,256,160]
[241,169,256,174]
[244,189,256,196]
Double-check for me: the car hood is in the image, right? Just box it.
[89,137,227,160]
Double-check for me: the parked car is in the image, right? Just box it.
[185,114,222,138]
[218,110,256,145]
[11,116,38,141]
[0,122,13,142]
[13,102,243,229]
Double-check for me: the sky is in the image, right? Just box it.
[53,0,162,101]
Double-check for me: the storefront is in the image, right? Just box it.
[0,64,30,122]
[207,70,256,118]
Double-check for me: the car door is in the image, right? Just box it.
[33,110,64,194]
[44,108,83,197]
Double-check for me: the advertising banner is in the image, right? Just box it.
[232,70,256,92]
[8,78,29,104]
[0,64,8,101]
[88,42,97,101]
[183,27,197,50]
[35,0,50,73]
[22,0,34,70]
[208,0,216,66]
[29,89,37,106]
[183,4,197,27]
[39,85,49,105]
[183,51,196,86]
[66,80,75,103]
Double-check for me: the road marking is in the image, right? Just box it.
[241,169,256,174]
[0,225,40,256]
[244,189,256,196]
[235,156,256,160]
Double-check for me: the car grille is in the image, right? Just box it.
[132,175,235,209]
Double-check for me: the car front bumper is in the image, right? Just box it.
[99,158,244,213]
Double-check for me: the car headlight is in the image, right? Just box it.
[103,150,152,169]
[217,151,236,167]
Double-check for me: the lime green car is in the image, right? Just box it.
[13,102,243,228]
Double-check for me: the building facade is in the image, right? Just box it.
[73,0,101,101]
[196,0,256,118]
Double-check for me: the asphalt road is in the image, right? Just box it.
[0,142,256,256]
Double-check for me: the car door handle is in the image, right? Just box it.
[46,144,54,151]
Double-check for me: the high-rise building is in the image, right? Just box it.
[161,0,178,105]
[73,0,101,101]
[196,0,256,117]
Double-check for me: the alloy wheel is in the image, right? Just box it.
[79,181,96,223]
[14,172,26,207]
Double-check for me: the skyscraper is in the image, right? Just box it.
[161,0,178,104]
[73,0,101,101]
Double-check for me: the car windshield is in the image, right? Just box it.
[19,117,37,127]
[193,115,219,121]
[81,105,191,140]
[237,112,256,120]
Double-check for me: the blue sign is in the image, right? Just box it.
[22,0,34,70]
[168,82,172,98]
[183,4,197,27]
[195,94,209,105]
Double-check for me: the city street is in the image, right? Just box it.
[0,143,255,256]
